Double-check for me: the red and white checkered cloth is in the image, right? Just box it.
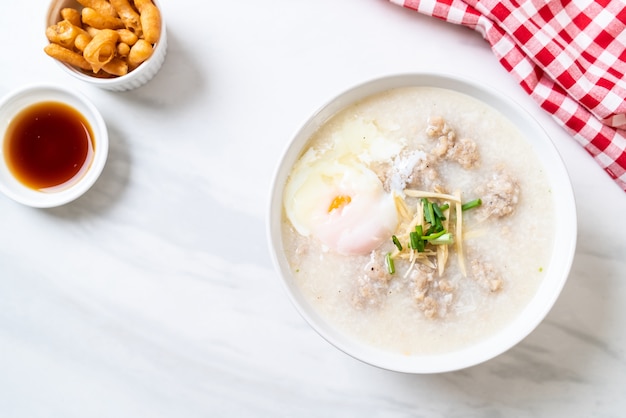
[390,0,626,191]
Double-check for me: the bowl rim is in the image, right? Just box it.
[267,72,577,373]
[0,83,109,208]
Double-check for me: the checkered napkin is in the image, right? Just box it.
[390,0,626,191]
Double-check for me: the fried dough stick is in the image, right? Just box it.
[83,29,119,73]
[44,43,92,71]
[75,0,118,17]
[109,0,142,36]
[134,0,161,44]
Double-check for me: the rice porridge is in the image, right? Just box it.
[281,86,555,355]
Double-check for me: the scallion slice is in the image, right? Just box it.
[430,233,454,245]
[434,217,443,232]
[423,229,447,241]
[432,202,446,220]
[409,231,419,250]
[385,252,395,274]
[421,198,432,224]
[427,201,436,226]
[415,227,425,252]
[461,198,482,211]
[409,228,425,252]
[392,235,403,251]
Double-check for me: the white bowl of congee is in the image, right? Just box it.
[268,73,577,373]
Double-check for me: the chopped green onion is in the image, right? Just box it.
[415,226,425,252]
[392,235,403,251]
[409,228,425,252]
[385,253,395,274]
[432,202,446,220]
[423,229,447,240]
[427,201,436,225]
[421,199,432,225]
[427,221,444,235]
[439,203,450,212]
[462,198,482,211]
[434,217,443,232]
[430,233,454,245]
[409,231,419,250]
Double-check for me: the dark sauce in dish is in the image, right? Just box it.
[3,101,94,191]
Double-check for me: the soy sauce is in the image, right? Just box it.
[4,101,94,191]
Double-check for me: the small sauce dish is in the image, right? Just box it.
[0,84,108,208]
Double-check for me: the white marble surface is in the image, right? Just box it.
[1,0,625,416]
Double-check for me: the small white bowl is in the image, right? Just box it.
[267,73,577,373]
[0,84,108,208]
[46,0,167,92]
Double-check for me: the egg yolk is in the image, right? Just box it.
[328,195,352,212]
